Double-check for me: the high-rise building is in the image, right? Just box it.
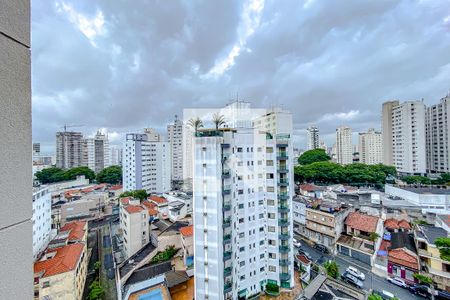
[335,126,353,165]
[144,127,161,142]
[167,115,184,181]
[193,103,294,299]
[382,100,426,175]
[56,131,83,169]
[32,187,52,259]
[426,95,450,174]
[1,1,33,296]
[110,145,123,166]
[33,142,41,155]
[382,100,400,166]
[358,128,383,165]
[123,131,171,193]
[306,126,319,150]
[81,131,110,172]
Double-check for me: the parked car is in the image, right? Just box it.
[373,290,398,300]
[346,266,365,281]
[293,238,302,248]
[436,290,450,300]
[298,249,312,260]
[387,276,408,288]
[314,243,329,254]
[341,271,364,289]
[409,284,432,299]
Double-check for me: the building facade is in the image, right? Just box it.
[358,128,383,165]
[167,115,184,181]
[81,131,110,172]
[33,187,52,260]
[306,126,319,150]
[426,95,450,174]
[335,126,353,165]
[382,100,399,166]
[120,198,149,258]
[56,131,83,169]
[110,145,123,166]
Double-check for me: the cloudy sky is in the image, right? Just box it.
[32,0,450,153]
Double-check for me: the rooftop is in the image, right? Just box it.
[345,212,379,233]
[390,232,416,253]
[418,225,448,244]
[34,243,84,277]
[59,220,87,242]
[398,186,450,195]
[149,195,168,205]
[437,214,450,227]
[300,184,325,192]
[179,225,193,238]
[125,261,172,286]
[109,184,123,191]
[384,218,411,230]
[125,205,144,214]
[388,248,419,270]
[119,242,157,278]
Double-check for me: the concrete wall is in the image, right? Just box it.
[0,0,32,298]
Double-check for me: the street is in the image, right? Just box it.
[295,235,421,300]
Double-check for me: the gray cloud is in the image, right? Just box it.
[32,0,450,153]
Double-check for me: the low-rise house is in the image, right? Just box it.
[180,225,194,269]
[336,211,383,265]
[386,231,419,284]
[167,200,188,222]
[108,184,123,199]
[296,254,312,283]
[303,201,353,251]
[60,198,101,225]
[415,225,450,291]
[293,197,307,235]
[142,200,159,222]
[299,184,325,199]
[435,215,450,233]
[384,218,412,233]
[120,197,150,258]
[149,195,169,219]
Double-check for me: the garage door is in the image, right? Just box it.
[338,244,350,256]
[351,250,371,265]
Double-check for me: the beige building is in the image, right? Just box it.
[120,197,149,258]
[56,131,83,169]
[0,0,33,298]
[335,126,353,165]
[358,128,383,165]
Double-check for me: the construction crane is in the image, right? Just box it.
[61,124,85,132]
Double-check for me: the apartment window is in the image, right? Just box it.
[239,218,244,224]
[240,261,245,267]
[259,227,264,232]
[260,253,265,259]
[268,226,275,232]
[259,213,264,219]
[269,253,276,259]
[267,199,275,206]
[266,147,274,153]
[260,267,265,272]
[238,189,244,195]
[268,239,276,246]
[260,239,264,245]
[269,266,276,272]
[240,246,245,252]
[267,186,274,192]
[268,213,275,219]
[239,232,245,238]
[237,147,243,152]
[266,160,274,166]
[42,281,50,288]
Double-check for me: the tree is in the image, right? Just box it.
[435,237,450,262]
[368,294,383,300]
[119,189,148,201]
[64,166,96,181]
[94,261,101,272]
[436,173,450,185]
[188,117,203,134]
[369,232,380,242]
[414,273,435,300]
[88,280,104,300]
[96,165,122,184]
[324,260,339,279]
[35,167,65,184]
[298,149,330,165]
[212,113,226,129]
[402,175,431,185]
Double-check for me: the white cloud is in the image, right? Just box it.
[318,110,361,122]
[55,1,105,47]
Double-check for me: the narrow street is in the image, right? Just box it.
[295,235,420,300]
[99,222,118,300]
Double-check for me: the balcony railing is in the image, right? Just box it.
[224,267,232,277]
[279,245,289,253]
[223,251,232,261]
[279,233,290,240]
[224,281,232,293]
[280,272,290,281]
[223,217,231,228]
[223,202,231,211]
[278,178,288,186]
[279,259,290,266]
[222,185,231,195]
[224,234,231,243]
[278,219,289,226]
[278,192,288,200]
[278,204,289,213]
[222,169,231,179]
[277,166,288,173]
[277,152,288,160]
[195,130,223,137]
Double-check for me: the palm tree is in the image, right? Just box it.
[212,113,226,130]
[188,117,203,134]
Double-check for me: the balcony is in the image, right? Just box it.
[279,233,290,240]
[224,267,232,277]
[278,218,289,226]
[279,259,290,266]
[224,281,232,293]
[280,272,290,281]
[418,248,438,259]
[224,234,231,243]
[223,202,231,211]
[277,152,288,160]
[223,217,231,228]
[195,130,223,137]
[222,143,231,148]
[278,192,288,200]
[277,166,288,173]
[278,178,288,186]
[222,169,231,179]
[279,245,289,253]
[223,251,232,261]
[222,185,231,195]
[222,153,230,162]
[278,203,289,213]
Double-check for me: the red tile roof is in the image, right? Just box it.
[125,205,144,214]
[384,218,411,230]
[379,240,391,252]
[149,195,168,205]
[180,225,193,237]
[398,220,411,230]
[388,248,419,270]
[296,254,311,265]
[120,197,131,205]
[345,212,379,233]
[34,243,84,277]
[148,209,158,216]
[60,221,86,242]
[300,184,323,192]
[142,200,156,209]
[109,185,123,191]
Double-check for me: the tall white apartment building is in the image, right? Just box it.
[193,104,294,299]
[56,131,83,169]
[32,186,52,260]
[110,145,123,166]
[358,128,383,165]
[123,132,171,193]
[382,101,399,166]
[167,115,184,181]
[144,127,162,142]
[119,197,149,258]
[335,126,353,165]
[81,131,110,172]
[384,101,426,175]
[426,95,450,174]
[306,126,320,150]
[182,124,194,185]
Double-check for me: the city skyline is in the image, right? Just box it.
[32,0,450,152]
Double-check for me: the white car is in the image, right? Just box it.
[387,277,408,288]
[346,266,365,281]
[293,238,301,248]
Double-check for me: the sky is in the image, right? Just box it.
[32,0,450,154]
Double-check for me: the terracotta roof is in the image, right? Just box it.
[379,240,391,252]
[384,218,400,229]
[398,220,411,229]
[149,195,168,205]
[109,185,123,191]
[142,200,156,209]
[345,212,379,233]
[180,225,193,237]
[300,184,324,192]
[60,221,86,241]
[120,197,131,205]
[388,248,419,270]
[296,254,311,265]
[125,205,144,214]
[148,209,158,216]
[34,243,84,277]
